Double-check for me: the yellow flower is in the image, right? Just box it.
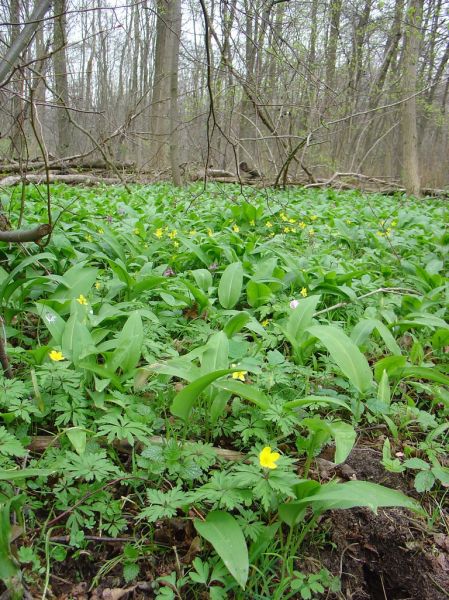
[299,222,306,229]
[86,234,93,243]
[173,240,179,248]
[262,319,270,327]
[300,287,308,298]
[189,229,197,236]
[76,294,88,305]
[308,228,315,236]
[49,350,64,362]
[266,221,273,228]
[310,215,318,221]
[249,219,255,226]
[391,220,397,227]
[232,224,240,233]
[259,446,280,470]
[232,370,247,382]
[133,228,140,235]
[280,212,288,222]
[283,227,290,233]
[288,218,296,224]
[95,282,101,290]
[207,228,213,237]
[385,228,392,236]
[155,228,164,239]
[97,228,104,234]
[377,231,384,237]
[168,229,177,239]
[346,219,352,225]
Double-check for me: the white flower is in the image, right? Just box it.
[290,299,299,309]
[45,313,56,323]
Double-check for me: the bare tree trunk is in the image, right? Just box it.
[53,0,71,157]
[324,0,342,111]
[400,0,423,196]
[8,0,24,159]
[151,0,170,169]
[168,0,182,185]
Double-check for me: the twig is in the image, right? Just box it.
[49,535,135,543]
[313,287,419,317]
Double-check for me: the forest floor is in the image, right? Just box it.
[0,183,448,600]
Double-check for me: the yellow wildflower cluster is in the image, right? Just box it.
[155,228,164,239]
[77,294,88,305]
[168,230,177,239]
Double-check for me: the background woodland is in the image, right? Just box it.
[0,0,448,193]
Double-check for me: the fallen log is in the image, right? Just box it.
[0,173,126,187]
[0,160,135,173]
[27,434,245,462]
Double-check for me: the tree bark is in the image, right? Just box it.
[53,0,71,157]
[400,0,423,196]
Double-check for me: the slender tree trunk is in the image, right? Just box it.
[324,0,342,111]
[151,0,171,169]
[168,0,182,185]
[401,0,423,196]
[53,0,71,157]
[8,0,24,158]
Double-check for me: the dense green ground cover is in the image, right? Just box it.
[0,184,448,598]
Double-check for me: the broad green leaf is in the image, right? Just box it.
[291,480,421,513]
[223,312,251,338]
[308,325,373,393]
[246,280,272,308]
[34,303,66,344]
[286,295,320,344]
[171,369,236,420]
[374,355,407,381]
[194,511,248,589]
[0,497,24,588]
[130,275,165,298]
[218,262,243,309]
[178,235,210,266]
[201,332,231,420]
[51,264,98,301]
[214,379,269,410]
[61,314,96,367]
[66,428,87,455]
[413,470,435,492]
[201,332,229,375]
[109,311,144,374]
[351,318,402,356]
[279,480,320,526]
[326,421,356,464]
[401,366,449,387]
[191,269,213,292]
[377,370,391,406]
[181,279,210,311]
[0,468,55,481]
